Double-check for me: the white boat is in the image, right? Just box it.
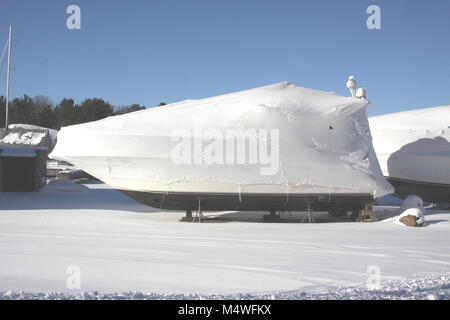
[369,105,450,202]
[50,81,393,213]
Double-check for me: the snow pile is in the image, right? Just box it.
[1,131,46,146]
[390,195,426,226]
[396,208,425,226]
[51,82,393,197]
[0,274,448,300]
[8,123,58,146]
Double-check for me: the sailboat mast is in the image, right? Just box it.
[5,25,12,128]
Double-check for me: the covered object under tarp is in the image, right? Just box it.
[50,82,394,212]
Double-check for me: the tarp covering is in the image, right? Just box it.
[369,105,450,185]
[50,82,393,197]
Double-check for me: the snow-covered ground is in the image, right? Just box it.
[0,180,449,299]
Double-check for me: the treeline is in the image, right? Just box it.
[0,95,165,130]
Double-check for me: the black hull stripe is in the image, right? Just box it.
[119,190,374,212]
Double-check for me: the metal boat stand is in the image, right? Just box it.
[192,198,205,222]
[301,203,315,223]
[179,209,193,222]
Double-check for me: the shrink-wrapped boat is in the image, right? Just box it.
[50,82,393,213]
[369,105,450,202]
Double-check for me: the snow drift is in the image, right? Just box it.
[50,82,393,200]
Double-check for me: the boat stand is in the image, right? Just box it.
[192,198,205,222]
[179,210,193,222]
[263,210,282,222]
[179,198,206,222]
[301,203,315,223]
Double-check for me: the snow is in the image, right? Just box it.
[46,160,77,171]
[395,195,426,225]
[8,124,58,146]
[396,208,425,226]
[1,275,448,300]
[50,82,393,198]
[1,131,46,146]
[0,180,448,299]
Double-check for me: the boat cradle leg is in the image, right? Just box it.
[179,209,193,222]
[263,210,282,222]
[193,198,205,222]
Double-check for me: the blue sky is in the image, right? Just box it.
[0,0,449,116]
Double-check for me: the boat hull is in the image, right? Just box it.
[120,189,373,212]
[387,177,450,203]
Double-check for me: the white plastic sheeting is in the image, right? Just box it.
[50,82,393,197]
[369,106,450,185]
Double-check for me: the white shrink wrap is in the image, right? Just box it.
[51,82,393,205]
[369,105,450,202]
